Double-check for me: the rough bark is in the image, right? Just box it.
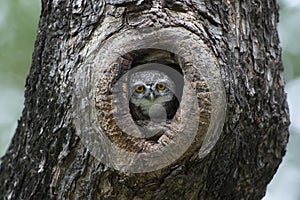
[0,0,289,199]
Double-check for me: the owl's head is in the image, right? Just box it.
[129,70,178,120]
[129,70,175,102]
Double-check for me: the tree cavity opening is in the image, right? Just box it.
[122,48,184,125]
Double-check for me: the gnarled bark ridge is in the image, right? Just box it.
[0,0,289,199]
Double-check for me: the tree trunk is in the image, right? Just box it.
[0,0,289,199]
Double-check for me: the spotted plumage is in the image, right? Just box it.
[128,70,179,125]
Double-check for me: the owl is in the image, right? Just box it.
[128,69,179,126]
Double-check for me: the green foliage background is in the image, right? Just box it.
[279,2,300,80]
[0,1,299,199]
[0,0,40,156]
[0,0,40,86]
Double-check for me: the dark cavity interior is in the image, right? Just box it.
[123,49,184,124]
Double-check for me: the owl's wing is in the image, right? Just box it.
[129,101,149,122]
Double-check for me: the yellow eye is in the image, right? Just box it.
[135,85,145,93]
[156,83,166,90]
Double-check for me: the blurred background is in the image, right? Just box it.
[0,0,299,199]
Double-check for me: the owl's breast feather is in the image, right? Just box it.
[138,95,173,116]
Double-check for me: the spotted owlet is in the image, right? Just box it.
[128,69,179,125]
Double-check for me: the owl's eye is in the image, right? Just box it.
[156,83,166,91]
[135,85,145,93]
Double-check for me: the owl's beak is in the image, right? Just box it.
[145,90,155,101]
[149,92,154,101]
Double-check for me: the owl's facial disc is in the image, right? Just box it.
[129,73,179,123]
[145,81,169,101]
